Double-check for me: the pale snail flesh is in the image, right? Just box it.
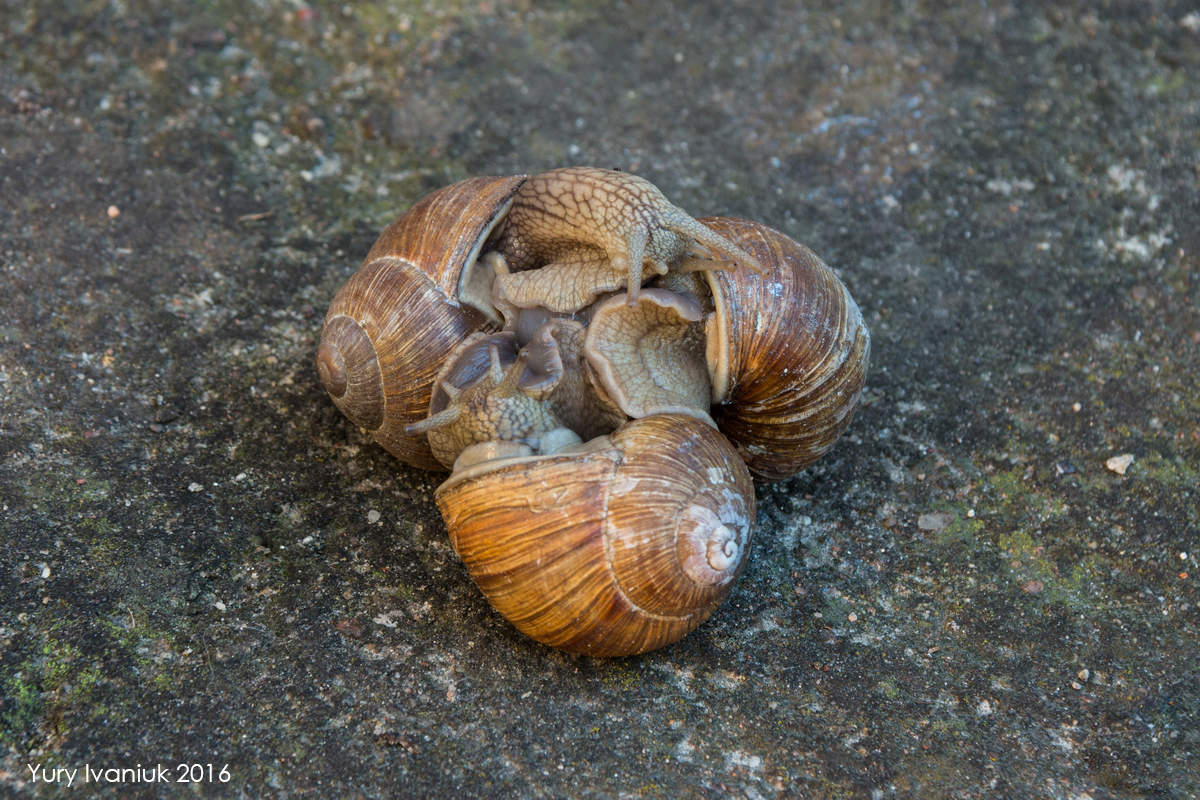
[491,166,765,310]
[316,166,870,656]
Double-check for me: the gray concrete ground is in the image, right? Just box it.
[2,1,1198,797]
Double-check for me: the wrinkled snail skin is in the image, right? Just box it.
[492,167,765,312]
[434,414,755,657]
[316,175,526,469]
[699,217,870,482]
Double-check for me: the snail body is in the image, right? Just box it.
[493,167,764,311]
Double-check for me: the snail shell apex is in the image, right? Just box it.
[435,414,755,657]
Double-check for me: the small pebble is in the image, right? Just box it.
[1072,402,1082,412]
[1071,680,1083,690]
[107,204,120,218]
[188,482,203,492]
[917,512,954,532]
[1105,453,1134,475]
[1077,668,1090,682]
[367,509,381,524]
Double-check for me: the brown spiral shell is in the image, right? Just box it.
[434,413,756,657]
[700,217,870,481]
[316,175,526,469]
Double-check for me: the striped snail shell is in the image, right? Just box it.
[315,175,525,469]
[698,217,870,481]
[434,413,755,657]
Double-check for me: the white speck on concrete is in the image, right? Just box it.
[1105,453,1134,475]
[724,750,763,772]
[985,177,1034,195]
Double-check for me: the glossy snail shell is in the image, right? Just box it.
[700,217,870,481]
[435,413,755,657]
[316,175,525,469]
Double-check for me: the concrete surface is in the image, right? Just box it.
[1,1,1197,797]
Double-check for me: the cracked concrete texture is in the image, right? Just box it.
[2,1,1198,797]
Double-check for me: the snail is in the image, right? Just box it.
[435,412,755,657]
[315,175,525,469]
[316,167,869,655]
[697,216,870,480]
[401,306,752,655]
